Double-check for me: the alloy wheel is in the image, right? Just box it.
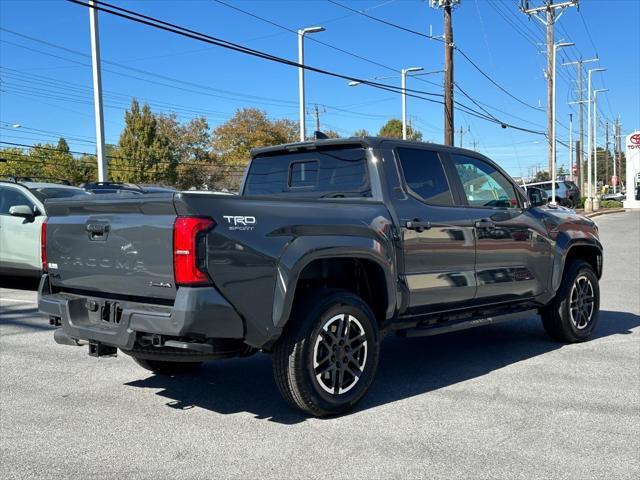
[312,313,368,395]
[569,275,595,330]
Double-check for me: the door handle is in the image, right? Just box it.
[405,219,432,232]
[474,219,495,229]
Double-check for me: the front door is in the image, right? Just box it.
[448,154,553,304]
[393,147,476,313]
[0,186,42,274]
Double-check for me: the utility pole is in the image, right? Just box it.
[430,1,459,146]
[312,104,326,133]
[568,113,573,181]
[585,67,605,211]
[521,1,579,174]
[458,125,469,148]
[563,57,599,192]
[471,139,479,152]
[593,88,608,203]
[614,117,621,193]
[605,120,609,186]
[551,41,573,204]
[89,0,107,182]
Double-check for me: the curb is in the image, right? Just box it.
[582,208,626,218]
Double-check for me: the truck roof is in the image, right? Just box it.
[251,136,484,157]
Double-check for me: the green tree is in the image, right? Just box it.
[378,119,422,141]
[211,108,298,168]
[323,129,341,139]
[534,170,550,182]
[0,147,35,179]
[156,114,217,189]
[110,99,173,184]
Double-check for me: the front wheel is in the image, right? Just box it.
[541,260,600,342]
[272,289,380,417]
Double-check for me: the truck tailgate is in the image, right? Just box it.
[45,195,177,301]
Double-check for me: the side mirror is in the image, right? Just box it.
[8,204,36,218]
[526,187,548,207]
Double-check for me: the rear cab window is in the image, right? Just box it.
[244,148,370,198]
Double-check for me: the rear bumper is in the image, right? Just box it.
[38,275,245,350]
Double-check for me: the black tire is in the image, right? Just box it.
[131,357,202,375]
[541,260,600,342]
[272,289,380,417]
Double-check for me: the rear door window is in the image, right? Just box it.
[244,148,370,198]
[396,147,454,206]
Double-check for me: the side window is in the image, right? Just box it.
[396,148,454,206]
[0,188,35,215]
[451,155,520,209]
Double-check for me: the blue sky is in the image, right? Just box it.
[1,0,638,178]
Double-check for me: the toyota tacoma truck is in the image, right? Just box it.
[38,138,603,416]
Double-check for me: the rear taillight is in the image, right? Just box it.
[41,219,48,273]
[173,217,215,286]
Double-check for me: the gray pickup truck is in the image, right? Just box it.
[38,137,603,416]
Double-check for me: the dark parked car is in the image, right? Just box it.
[39,138,603,416]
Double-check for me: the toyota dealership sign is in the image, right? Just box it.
[623,130,640,209]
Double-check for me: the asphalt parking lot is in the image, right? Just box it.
[1,211,639,479]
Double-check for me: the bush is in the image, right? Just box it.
[576,197,587,209]
[600,200,623,209]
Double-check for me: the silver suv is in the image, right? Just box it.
[0,180,91,278]
[526,180,580,208]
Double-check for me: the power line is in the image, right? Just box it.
[327,0,543,112]
[65,0,546,136]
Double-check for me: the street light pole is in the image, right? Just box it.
[89,0,107,182]
[401,67,423,140]
[551,42,573,205]
[585,67,605,212]
[297,26,325,142]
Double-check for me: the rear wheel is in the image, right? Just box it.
[272,289,380,417]
[541,260,600,342]
[131,357,202,375]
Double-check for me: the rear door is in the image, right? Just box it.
[45,196,178,301]
[392,147,476,313]
[447,153,552,304]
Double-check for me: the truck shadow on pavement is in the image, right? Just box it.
[124,310,639,424]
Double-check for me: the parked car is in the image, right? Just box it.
[82,182,176,195]
[526,180,580,208]
[600,192,625,202]
[0,180,91,278]
[39,138,603,416]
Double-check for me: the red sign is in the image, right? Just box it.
[631,133,640,145]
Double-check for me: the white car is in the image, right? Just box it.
[0,181,91,278]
